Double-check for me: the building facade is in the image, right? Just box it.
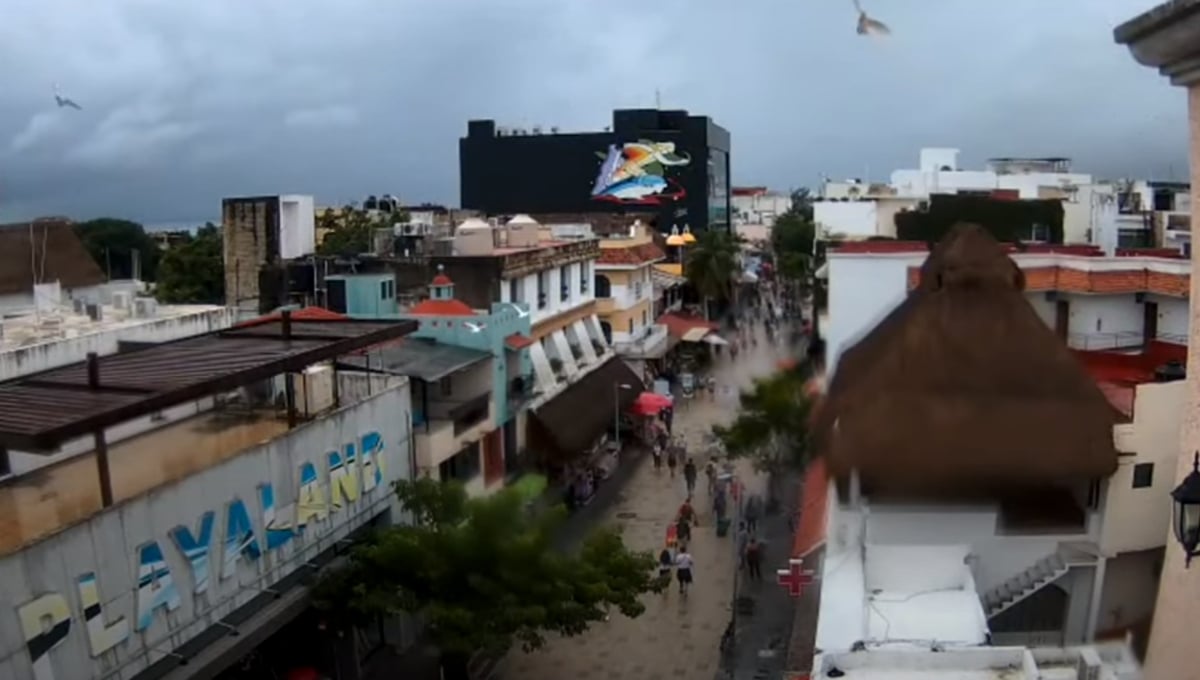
[594,222,670,375]
[459,109,732,233]
[222,194,316,315]
[1115,3,1200,678]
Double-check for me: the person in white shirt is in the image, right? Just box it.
[675,547,694,594]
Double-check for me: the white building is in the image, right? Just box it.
[797,225,1182,676]
[814,148,1129,251]
[0,318,418,680]
[823,241,1189,374]
[732,187,793,244]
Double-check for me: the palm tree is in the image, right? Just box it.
[685,229,741,320]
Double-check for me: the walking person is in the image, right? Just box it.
[744,494,761,534]
[666,444,679,478]
[745,535,764,582]
[683,457,698,495]
[704,458,718,496]
[675,545,694,595]
[658,547,674,589]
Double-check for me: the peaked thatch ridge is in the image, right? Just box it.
[0,221,106,296]
[814,223,1118,495]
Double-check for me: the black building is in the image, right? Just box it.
[459,108,731,233]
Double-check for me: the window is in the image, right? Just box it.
[439,442,481,482]
[1132,463,1154,489]
[634,280,643,298]
[580,262,590,293]
[1029,223,1049,242]
[560,265,570,301]
[628,319,633,334]
[380,280,394,300]
[643,309,648,327]
[537,272,548,309]
[594,274,612,298]
[509,278,520,303]
[439,376,453,397]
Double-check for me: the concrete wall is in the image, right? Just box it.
[1102,381,1184,555]
[1097,548,1163,636]
[814,201,878,239]
[0,385,412,680]
[1144,84,1200,680]
[824,253,917,374]
[863,503,1098,593]
[0,307,237,382]
[498,261,596,328]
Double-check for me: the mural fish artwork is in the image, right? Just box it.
[591,140,690,205]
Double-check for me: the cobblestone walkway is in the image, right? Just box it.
[503,321,795,680]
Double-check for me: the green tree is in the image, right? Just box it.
[317,205,408,256]
[155,224,225,304]
[75,218,161,281]
[771,212,815,283]
[312,478,661,680]
[685,229,742,319]
[713,362,814,501]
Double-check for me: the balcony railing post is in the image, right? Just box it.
[86,352,114,508]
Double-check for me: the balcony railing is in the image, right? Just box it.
[612,324,670,359]
[1066,331,1144,351]
[508,375,536,408]
[416,392,491,435]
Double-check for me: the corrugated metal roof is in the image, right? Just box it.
[0,318,416,450]
[343,339,490,382]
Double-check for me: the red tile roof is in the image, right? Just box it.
[237,306,349,328]
[1075,340,1187,386]
[597,242,667,265]
[431,273,454,286]
[505,333,535,350]
[408,299,476,317]
[657,313,718,339]
[1117,247,1187,259]
[792,459,829,559]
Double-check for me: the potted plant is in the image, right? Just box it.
[549,357,564,375]
[569,344,584,361]
[591,339,606,355]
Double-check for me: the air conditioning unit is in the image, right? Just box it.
[86,303,102,322]
[550,126,559,133]
[112,291,133,311]
[532,126,542,134]
[133,297,158,319]
[1075,648,1102,680]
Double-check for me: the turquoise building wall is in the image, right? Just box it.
[327,273,400,318]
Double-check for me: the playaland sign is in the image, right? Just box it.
[4,387,409,680]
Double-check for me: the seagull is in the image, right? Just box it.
[53,83,83,111]
[465,321,487,333]
[853,0,891,36]
[507,303,531,319]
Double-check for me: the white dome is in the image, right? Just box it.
[506,214,540,226]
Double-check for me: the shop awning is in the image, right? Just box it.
[531,357,645,454]
[681,327,713,343]
[658,313,718,342]
[652,267,687,289]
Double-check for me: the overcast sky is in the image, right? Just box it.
[0,0,1188,225]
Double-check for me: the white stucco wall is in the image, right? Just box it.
[1101,380,1185,556]
[824,253,921,374]
[501,260,597,328]
[814,201,878,239]
[0,384,412,680]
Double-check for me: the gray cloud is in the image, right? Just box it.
[0,0,1188,224]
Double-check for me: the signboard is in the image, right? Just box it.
[1,385,412,680]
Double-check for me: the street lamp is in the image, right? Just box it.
[614,383,633,451]
[1171,452,1200,567]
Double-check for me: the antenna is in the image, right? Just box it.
[655,89,662,109]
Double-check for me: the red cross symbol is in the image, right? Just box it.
[776,558,815,597]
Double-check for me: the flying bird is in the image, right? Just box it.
[853,0,891,36]
[507,303,531,319]
[464,322,487,333]
[53,84,82,110]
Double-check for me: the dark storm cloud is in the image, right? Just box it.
[0,0,1187,223]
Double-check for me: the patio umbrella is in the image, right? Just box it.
[286,668,324,680]
[630,391,673,415]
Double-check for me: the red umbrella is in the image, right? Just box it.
[630,391,673,415]
[286,668,323,680]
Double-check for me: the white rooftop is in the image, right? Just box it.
[813,642,1140,680]
[0,302,226,353]
[818,541,989,653]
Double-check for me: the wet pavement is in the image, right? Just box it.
[501,317,797,680]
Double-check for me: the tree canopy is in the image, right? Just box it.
[685,229,742,315]
[316,205,408,256]
[713,362,815,490]
[75,218,161,281]
[313,478,660,677]
[155,224,224,304]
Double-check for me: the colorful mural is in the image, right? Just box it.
[14,429,389,679]
[591,140,690,204]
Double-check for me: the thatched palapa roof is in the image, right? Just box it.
[814,223,1118,495]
